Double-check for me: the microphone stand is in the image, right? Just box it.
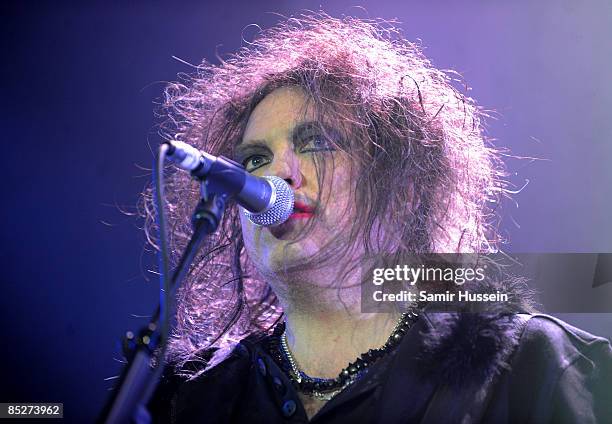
[99,184,227,424]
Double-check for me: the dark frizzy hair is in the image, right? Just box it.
[141,12,509,378]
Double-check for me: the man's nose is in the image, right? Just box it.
[268,147,303,189]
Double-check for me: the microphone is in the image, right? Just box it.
[163,140,294,226]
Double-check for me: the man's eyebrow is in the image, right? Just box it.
[291,120,323,141]
[235,139,268,149]
[233,141,270,161]
[237,120,322,147]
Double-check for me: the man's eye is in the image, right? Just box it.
[243,154,270,172]
[300,135,336,153]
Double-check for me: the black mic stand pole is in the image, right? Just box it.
[99,185,227,424]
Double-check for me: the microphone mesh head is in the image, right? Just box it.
[244,176,294,226]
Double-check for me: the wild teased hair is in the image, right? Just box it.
[142,12,508,378]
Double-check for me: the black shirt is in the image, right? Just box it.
[150,314,612,423]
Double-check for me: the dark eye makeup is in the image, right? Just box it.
[294,122,338,153]
[235,121,339,173]
[234,143,272,173]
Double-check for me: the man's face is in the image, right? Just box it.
[236,86,354,280]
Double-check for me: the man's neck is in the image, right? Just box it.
[282,303,400,379]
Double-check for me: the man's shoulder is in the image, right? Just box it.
[506,313,612,399]
[149,346,253,423]
[175,345,253,397]
[501,314,612,422]
[517,314,612,369]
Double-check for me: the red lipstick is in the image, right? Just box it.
[289,201,315,219]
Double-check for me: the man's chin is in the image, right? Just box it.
[268,217,310,240]
[254,237,316,274]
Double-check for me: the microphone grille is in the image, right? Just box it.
[244,176,294,226]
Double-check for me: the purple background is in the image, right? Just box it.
[2,1,611,422]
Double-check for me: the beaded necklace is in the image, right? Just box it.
[269,311,419,401]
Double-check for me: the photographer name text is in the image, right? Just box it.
[372,290,508,303]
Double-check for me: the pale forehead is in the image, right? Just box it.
[243,86,314,143]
